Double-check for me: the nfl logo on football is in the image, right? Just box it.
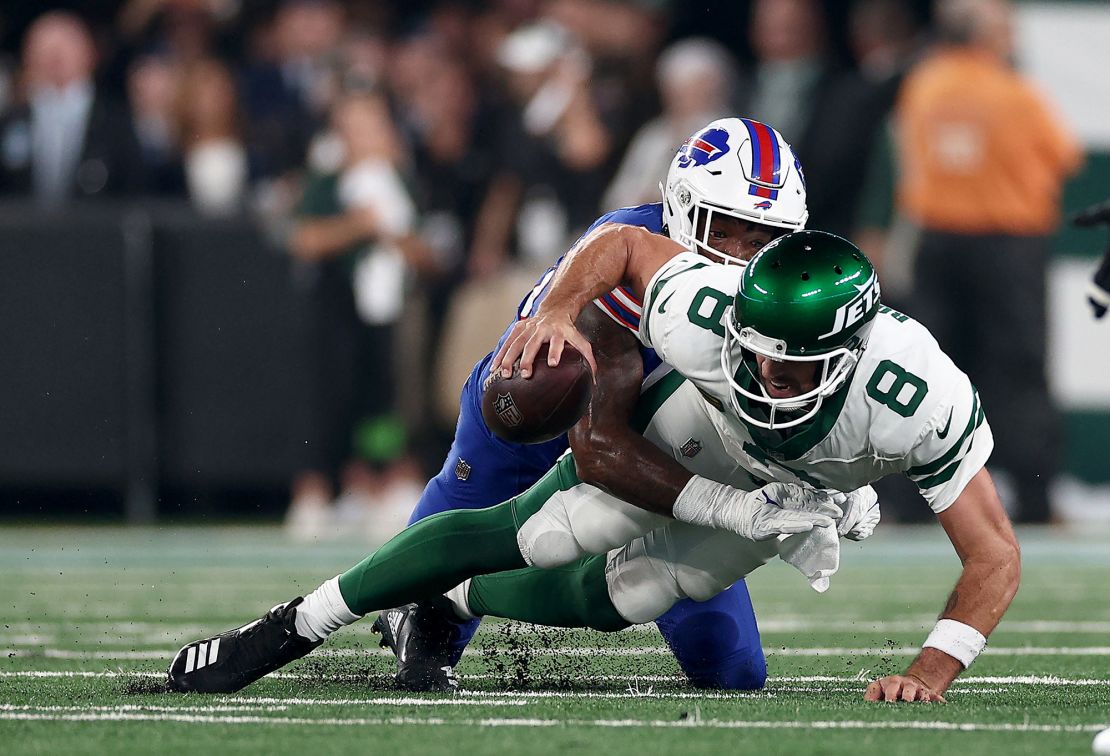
[493,392,523,427]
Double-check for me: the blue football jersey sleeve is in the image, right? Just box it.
[411,203,666,519]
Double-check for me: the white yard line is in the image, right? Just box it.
[5,618,1110,642]
[2,670,1109,687]
[0,697,522,710]
[6,670,1110,683]
[766,646,1110,657]
[0,704,285,713]
[0,709,1105,734]
[8,645,1110,660]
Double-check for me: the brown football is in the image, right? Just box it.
[481,343,593,444]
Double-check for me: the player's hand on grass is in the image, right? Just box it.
[492,310,597,380]
[864,674,947,703]
[829,485,880,541]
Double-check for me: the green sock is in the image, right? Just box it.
[337,454,581,615]
[467,556,629,632]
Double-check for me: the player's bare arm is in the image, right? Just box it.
[492,223,684,378]
[865,468,1020,703]
[567,306,693,516]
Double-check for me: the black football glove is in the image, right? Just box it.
[1072,199,1110,319]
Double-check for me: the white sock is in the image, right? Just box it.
[294,576,362,642]
[444,579,476,620]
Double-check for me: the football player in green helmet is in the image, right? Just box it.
[495,227,1019,703]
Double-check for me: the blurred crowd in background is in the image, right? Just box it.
[0,0,1082,532]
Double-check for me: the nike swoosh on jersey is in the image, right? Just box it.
[936,409,954,439]
[658,291,676,313]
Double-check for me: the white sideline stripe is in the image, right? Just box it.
[10,645,1110,660]
[0,711,1104,734]
[3,670,1109,687]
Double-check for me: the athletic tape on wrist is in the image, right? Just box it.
[922,618,987,668]
[672,475,728,529]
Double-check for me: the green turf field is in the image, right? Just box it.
[1,525,1107,755]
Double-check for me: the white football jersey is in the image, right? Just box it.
[638,252,993,513]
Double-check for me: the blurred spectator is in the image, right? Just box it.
[403,49,496,370]
[739,0,887,238]
[175,58,248,215]
[128,53,187,196]
[849,0,927,97]
[894,0,1083,522]
[0,12,142,206]
[241,0,345,182]
[547,0,665,64]
[546,0,669,151]
[117,0,224,65]
[849,0,928,303]
[468,21,615,276]
[286,89,422,539]
[603,37,735,209]
[338,29,388,92]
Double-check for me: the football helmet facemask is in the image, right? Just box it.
[722,230,880,430]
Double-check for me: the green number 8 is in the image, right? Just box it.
[865,359,928,417]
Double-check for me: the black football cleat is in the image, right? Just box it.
[167,597,322,693]
[372,602,461,693]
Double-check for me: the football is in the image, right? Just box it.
[481,342,593,444]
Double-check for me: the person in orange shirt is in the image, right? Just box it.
[894,0,1083,523]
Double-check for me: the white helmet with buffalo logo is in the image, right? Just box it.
[662,117,809,263]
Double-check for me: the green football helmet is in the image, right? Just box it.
[721,230,880,430]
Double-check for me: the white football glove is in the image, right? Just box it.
[673,477,840,541]
[828,485,880,541]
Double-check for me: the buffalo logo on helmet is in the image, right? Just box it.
[493,392,523,427]
[753,200,773,210]
[676,127,730,168]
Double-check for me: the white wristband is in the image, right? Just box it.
[922,619,987,668]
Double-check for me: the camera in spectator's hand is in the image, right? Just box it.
[1072,199,1110,319]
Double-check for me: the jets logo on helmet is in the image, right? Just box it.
[676,127,730,168]
[662,118,809,265]
[819,272,880,339]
